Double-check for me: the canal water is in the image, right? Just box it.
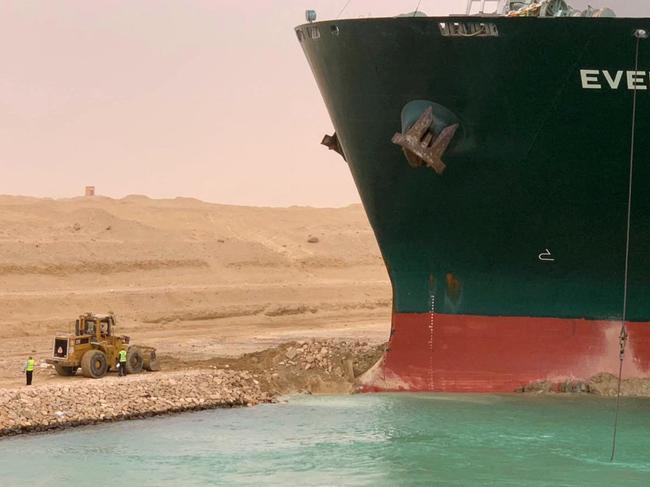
[1,394,649,486]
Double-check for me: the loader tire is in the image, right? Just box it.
[54,364,77,376]
[143,350,160,371]
[144,358,161,372]
[81,350,108,378]
[126,347,144,374]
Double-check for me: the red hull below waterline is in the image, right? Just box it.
[360,314,650,392]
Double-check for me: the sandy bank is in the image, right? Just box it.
[0,339,384,438]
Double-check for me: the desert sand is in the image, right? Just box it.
[0,195,391,389]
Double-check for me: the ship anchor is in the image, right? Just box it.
[321,132,346,161]
[392,106,458,175]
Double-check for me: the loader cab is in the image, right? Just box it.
[75,314,115,339]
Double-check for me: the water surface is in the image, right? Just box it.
[1,394,649,486]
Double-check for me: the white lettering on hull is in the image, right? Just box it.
[627,71,647,90]
[581,69,601,89]
[580,69,650,90]
[603,70,623,89]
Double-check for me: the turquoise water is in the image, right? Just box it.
[1,394,649,486]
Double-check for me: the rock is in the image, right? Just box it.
[285,348,298,360]
[343,358,355,379]
[307,236,319,243]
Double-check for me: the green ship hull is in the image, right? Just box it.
[297,16,650,391]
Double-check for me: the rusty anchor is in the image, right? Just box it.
[321,132,346,161]
[391,106,458,174]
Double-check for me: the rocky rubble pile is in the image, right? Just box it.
[0,369,273,437]
[517,373,650,397]
[240,339,385,394]
[588,373,650,397]
[278,339,379,375]
[516,379,592,394]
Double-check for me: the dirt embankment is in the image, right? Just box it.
[0,339,385,437]
[164,339,385,395]
[518,373,650,397]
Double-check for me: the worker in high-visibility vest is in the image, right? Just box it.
[118,349,128,377]
[24,356,35,386]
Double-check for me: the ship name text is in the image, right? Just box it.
[580,69,650,90]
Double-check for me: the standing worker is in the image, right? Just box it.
[118,348,128,377]
[24,356,36,386]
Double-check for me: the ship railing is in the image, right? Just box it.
[439,21,499,37]
[465,0,504,15]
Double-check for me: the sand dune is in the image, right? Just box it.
[0,195,383,272]
[0,195,391,388]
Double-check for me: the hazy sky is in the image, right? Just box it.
[1,0,645,206]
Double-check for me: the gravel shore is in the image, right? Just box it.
[0,339,384,438]
[0,369,273,437]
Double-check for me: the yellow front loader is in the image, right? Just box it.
[46,312,160,378]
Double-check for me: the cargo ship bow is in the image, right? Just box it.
[296,6,650,392]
